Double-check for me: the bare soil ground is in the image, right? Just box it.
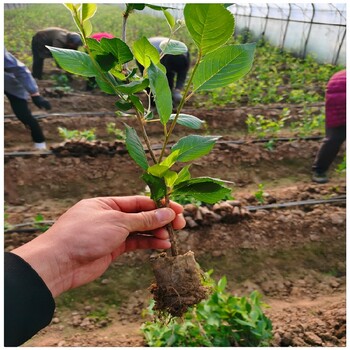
[4,76,346,347]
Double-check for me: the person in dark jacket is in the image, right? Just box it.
[5,196,185,346]
[137,37,190,105]
[4,48,51,150]
[312,70,346,183]
[31,27,83,79]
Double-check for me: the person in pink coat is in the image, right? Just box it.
[312,70,346,183]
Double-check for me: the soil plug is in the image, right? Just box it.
[150,251,208,317]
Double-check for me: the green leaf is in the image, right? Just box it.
[174,165,191,185]
[170,114,205,129]
[148,164,169,178]
[117,79,149,94]
[217,276,227,292]
[159,39,188,55]
[141,173,167,201]
[115,100,133,111]
[129,95,145,113]
[171,135,219,162]
[163,9,175,29]
[47,47,98,77]
[95,52,116,71]
[148,62,173,125]
[96,76,116,94]
[173,177,232,204]
[164,170,178,188]
[86,37,102,52]
[184,4,235,55]
[160,149,180,168]
[124,124,149,170]
[192,43,256,91]
[81,3,97,22]
[64,3,77,12]
[126,3,145,12]
[83,19,93,37]
[133,37,160,69]
[100,38,134,65]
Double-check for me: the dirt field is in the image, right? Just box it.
[4,74,346,347]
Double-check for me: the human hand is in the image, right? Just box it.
[11,196,185,297]
[31,95,52,110]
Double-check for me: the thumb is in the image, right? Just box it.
[124,208,176,232]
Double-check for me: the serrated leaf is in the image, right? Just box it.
[193,43,256,91]
[173,177,232,204]
[148,62,172,125]
[124,124,148,170]
[133,37,160,69]
[95,52,116,71]
[86,37,102,52]
[47,47,98,77]
[160,149,180,167]
[129,95,145,113]
[64,3,77,12]
[83,20,92,37]
[126,3,145,12]
[184,4,235,55]
[148,164,169,178]
[81,3,97,21]
[100,38,133,65]
[117,79,149,94]
[96,76,116,94]
[115,100,133,111]
[141,173,166,201]
[170,114,205,129]
[174,165,191,185]
[159,39,188,55]
[163,9,175,29]
[171,135,218,162]
[164,170,178,188]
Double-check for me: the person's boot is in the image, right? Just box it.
[312,172,328,184]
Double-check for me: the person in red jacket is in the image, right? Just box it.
[312,70,346,183]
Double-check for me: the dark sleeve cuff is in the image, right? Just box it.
[4,251,56,346]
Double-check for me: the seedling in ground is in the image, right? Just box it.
[49,3,255,316]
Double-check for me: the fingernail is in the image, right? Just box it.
[155,208,174,223]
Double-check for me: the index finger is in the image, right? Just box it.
[100,196,184,214]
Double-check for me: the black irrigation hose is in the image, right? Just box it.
[5,196,346,234]
[4,136,323,158]
[245,195,346,211]
[4,111,117,120]
[4,102,325,120]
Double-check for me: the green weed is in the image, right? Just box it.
[141,273,273,347]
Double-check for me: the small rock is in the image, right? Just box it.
[52,317,60,324]
[101,278,110,285]
[329,213,345,225]
[304,332,323,346]
[57,341,66,346]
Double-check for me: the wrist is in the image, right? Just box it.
[11,233,72,298]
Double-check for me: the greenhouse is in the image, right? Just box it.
[4,3,346,347]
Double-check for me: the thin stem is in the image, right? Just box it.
[158,52,202,162]
[135,111,157,164]
[157,198,178,256]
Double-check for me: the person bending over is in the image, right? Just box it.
[4,196,185,346]
[31,27,83,79]
[136,36,190,105]
[5,48,51,150]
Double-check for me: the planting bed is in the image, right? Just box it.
[4,77,346,347]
